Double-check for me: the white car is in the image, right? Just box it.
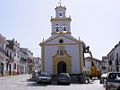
[37,72,52,84]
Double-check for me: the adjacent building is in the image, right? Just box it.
[6,39,21,75]
[0,34,9,76]
[100,56,109,74]
[20,48,34,74]
[107,41,120,72]
[0,33,34,77]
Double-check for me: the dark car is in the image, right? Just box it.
[57,73,71,85]
[37,72,52,84]
[106,72,120,90]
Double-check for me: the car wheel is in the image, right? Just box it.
[100,81,102,84]
[37,81,40,84]
[57,82,60,85]
[49,82,52,84]
[67,83,70,85]
[106,87,108,90]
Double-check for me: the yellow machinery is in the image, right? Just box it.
[85,46,100,77]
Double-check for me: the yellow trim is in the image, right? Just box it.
[45,35,61,44]
[63,35,79,42]
[43,34,79,44]
[52,46,71,75]
[51,32,71,35]
[52,57,71,75]
[44,43,79,46]
[79,40,83,73]
[41,39,45,72]
[50,18,71,22]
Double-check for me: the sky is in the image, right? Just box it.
[0,0,120,60]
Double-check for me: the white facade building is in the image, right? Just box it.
[21,48,34,74]
[0,34,9,76]
[7,39,21,75]
[6,39,33,75]
[40,4,86,75]
[5,45,14,76]
[100,56,109,74]
[107,41,120,72]
[19,48,28,74]
[0,33,34,77]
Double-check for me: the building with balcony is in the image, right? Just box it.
[19,48,28,74]
[5,44,14,76]
[21,48,34,74]
[107,41,120,72]
[0,33,9,77]
[100,56,109,74]
[0,33,34,77]
[6,39,21,75]
[6,39,34,75]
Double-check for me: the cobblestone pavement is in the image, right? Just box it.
[0,74,105,90]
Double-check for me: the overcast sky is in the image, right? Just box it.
[0,0,120,59]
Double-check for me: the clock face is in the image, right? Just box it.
[59,39,64,44]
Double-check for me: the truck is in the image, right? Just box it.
[84,46,100,78]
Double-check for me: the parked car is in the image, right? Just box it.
[37,72,52,84]
[57,73,71,85]
[106,72,120,90]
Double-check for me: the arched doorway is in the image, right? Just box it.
[0,63,4,76]
[57,61,66,74]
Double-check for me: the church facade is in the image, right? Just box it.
[40,4,86,75]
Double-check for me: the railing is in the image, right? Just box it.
[0,47,14,62]
[115,59,119,65]
[20,58,27,63]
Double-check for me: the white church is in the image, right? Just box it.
[40,3,86,75]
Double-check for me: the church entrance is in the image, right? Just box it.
[57,61,66,74]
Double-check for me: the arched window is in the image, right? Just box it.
[59,10,62,17]
[55,24,59,32]
[63,24,67,33]
[63,24,67,31]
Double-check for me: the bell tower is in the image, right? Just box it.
[50,1,72,35]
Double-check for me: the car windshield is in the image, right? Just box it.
[39,73,50,77]
[59,74,69,77]
[108,73,120,81]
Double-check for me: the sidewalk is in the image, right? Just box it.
[0,74,30,80]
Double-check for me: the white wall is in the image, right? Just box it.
[44,46,58,74]
[44,43,82,74]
